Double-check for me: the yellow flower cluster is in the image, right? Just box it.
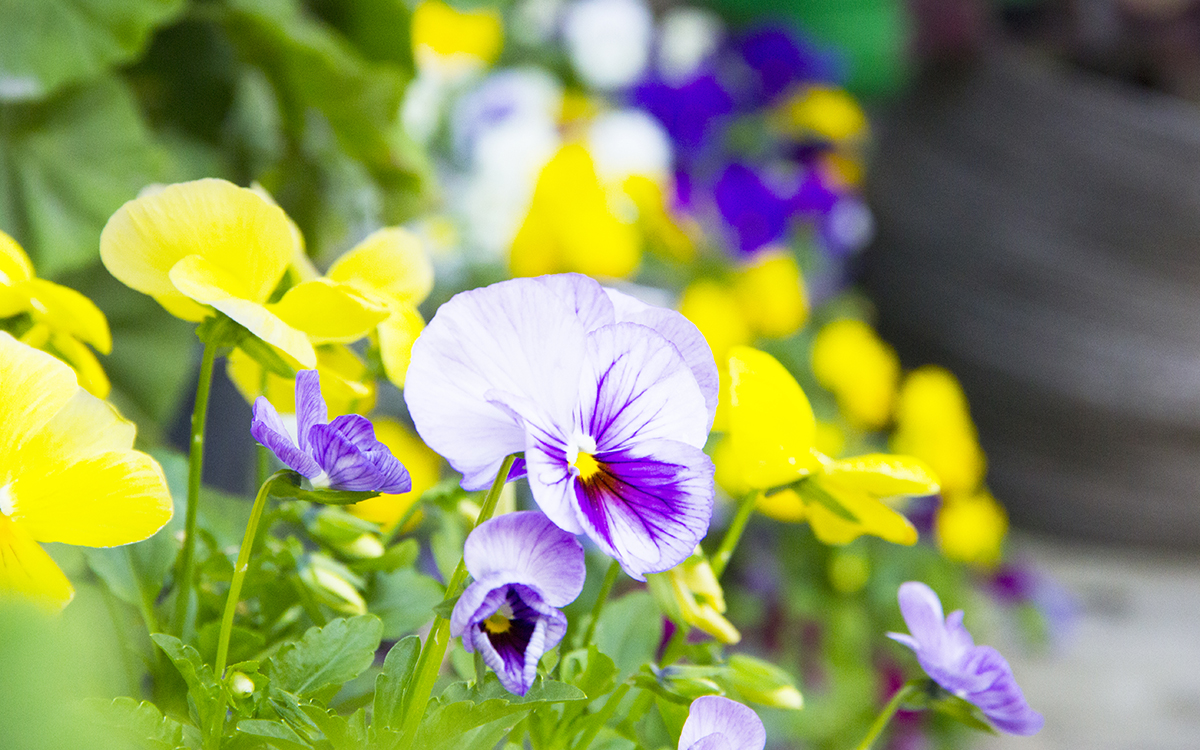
[0,231,112,397]
[811,318,899,430]
[412,0,504,72]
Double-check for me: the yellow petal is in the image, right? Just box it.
[228,345,376,417]
[152,292,210,322]
[100,178,293,308]
[0,333,78,471]
[779,86,868,143]
[678,280,751,365]
[806,482,917,546]
[377,305,425,388]
[413,0,504,64]
[327,228,434,308]
[169,255,316,368]
[0,516,73,607]
[24,279,112,353]
[732,251,808,339]
[49,334,111,399]
[0,284,31,318]
[350,418,441,529]
[0,229,33,285]
[755,488,807,523]
[15,389,134,472]
[727,346,820,489]
[936,491,1008,566]
[820,454,940,498]
[11,450,171,548]
[811,318,899,430]
[270,280,389,345]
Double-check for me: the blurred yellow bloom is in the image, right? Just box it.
[413,0,503,69]
[0,230,112,397]
[936,490,1008,567]
[510,144,641,279]
[811,318,899,430]
[778,85,868,144]
[891,366,986,496]
[623,175,696,263]
[647,550,740,644]
[101,180,383,368]
[227,344,377,418]
[732,250,808,339]
[349,419,442,531]
[0,333,172,607]
[726,346,938,545]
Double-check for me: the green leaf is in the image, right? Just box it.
[371,567,444,640]
[0,76,167,278]
[0,0,184,102]
[373,635,422,731]
[592,591,664,683]
[349,538,419,574]
[96,696,200,750]
[932,694,1000,735]
[268,615,383,700]
[794,478,859,523]
[150,634,222,731]
[560,646,618,701]
[236,718,312,750]
[301,705,370,750]
[430,594,460,621]
[270,471,381,506]
[415,677,586,750]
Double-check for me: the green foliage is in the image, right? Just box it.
[269,616,383,699]
[592,591,664,683]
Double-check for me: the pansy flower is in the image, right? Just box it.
[251,370,410,493]
[450,511,585,695]
[0,333,172,606]
[678,695,765,750]
[406,274,717,579]
[888,582,1044,735]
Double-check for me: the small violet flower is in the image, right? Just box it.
[251,370,411,493]
[406,274,718,580]
[678,695,765,750]
[888,581,1044,736]
[450,511,585,695]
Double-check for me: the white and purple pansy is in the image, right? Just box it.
[888,581,1044,736]
[250,370,411,493]
[450,511,586,696]
[405,274,718,579]
[678,695,766,750]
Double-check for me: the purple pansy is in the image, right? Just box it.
[406,274,717,580]
[250,370,411,493]
[737,27,837,104]
[888,582,1044,736]
[632,73,735,154]
[713,163,792,254]
[450,511,585,695]
[678,696,765,750]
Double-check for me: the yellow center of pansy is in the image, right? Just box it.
[574,452,601,481]
[484,600,515,633]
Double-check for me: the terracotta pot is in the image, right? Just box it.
[862,47,1200,547]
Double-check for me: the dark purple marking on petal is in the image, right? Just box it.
[328,414,383,453]
[308,423,411,493]
[466,584,567,696]
[294,370,327,453]
[250,397,321,477]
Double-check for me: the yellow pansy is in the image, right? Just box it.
[623,175,696,262]
[647,550,740,644]
[778,85,868,144]
[227,344,377,418]
[891,366,986,496]
[732,250,808,339]
[726,346,939,545]
[412,0,503,69]
[811,318,899,430]
[348,419,442,531]
[678,280,752,432]
[510,144,641,279]
[0,230,112,397]
[936,490,1008,567]
[0,333,172,607]
[100,180,386,369]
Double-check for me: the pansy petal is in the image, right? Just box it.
[309,424,411,493]
[11,450,172,548]
[377,305,425,388]
[13,390,134,477]
[0,229,33,285]
[821,454,940,498]
[329,414,384,453]
[466,585,566,696]
[24,279,112,353]
[897,581,948,656]
[581,323,709,452]
[48,333,111,399]
[572,439,714,580]
[100,178,293,303]
[0,333,78,469]
[727,346,821,489]
[684,735,736,750]
[805,482,918,546]
[605,287,719,427]
[533,273,616,331]
[679,696,766,750]
[270,280,389,344]
[169,255,316,368]
[0,517,73,607]
[463,511,585,607]
[251,397,322,477]
[294,369,327,454]
[327,227,435,307]
[405,277,589,490]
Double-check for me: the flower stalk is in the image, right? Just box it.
[711,491,759,579]
[582,558,621,648]
[854,680,921,750]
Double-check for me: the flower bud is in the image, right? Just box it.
[726,654,803,710]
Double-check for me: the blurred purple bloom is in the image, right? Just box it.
[888,582,1044,736]
[737,27,836,104]
[678,696,765,750]
[250,370,410,493]
[406,274,717,579]
[714,163,791,254]
[633,73,735,153]
[450,511,585,695]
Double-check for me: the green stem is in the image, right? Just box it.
[710,491,758,580]
[214,471,288,679]
[396,455,517,750]
[382,495,426,547]
[854,681,920,750]
[581,559,621,648]
[173,339,219,638]
[570,683,630,750]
